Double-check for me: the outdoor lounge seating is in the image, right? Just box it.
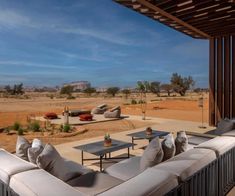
[104,106,121,118]
[91,104,108,115]
[0,134,235,196]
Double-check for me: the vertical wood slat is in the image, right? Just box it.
[224,36,230,119]
[232,36,235,118]
[217,37,223,121]
[209,38,215,126]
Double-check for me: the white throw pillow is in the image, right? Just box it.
[162,134,175,161]
[140,137,163,172]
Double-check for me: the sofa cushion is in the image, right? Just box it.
[97,104,107,109]
[69,172,123,195]
[98,168,178,196]
[0,149,37,184]
[140,137,163,172]
[195,136,235,157]
[10,169,85,196]
[36,144,81,182]
[16,136,31,161]
[110,106,120,112]
[175,131,188,155]
[212,119,235,135]
[105,156,141,181]
[162,134,175,161]
[153,148,216,181]
[222,129,235,137]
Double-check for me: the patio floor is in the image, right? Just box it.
[55,115,215,171]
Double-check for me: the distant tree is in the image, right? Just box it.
[194,88,202,94]
[122,89,131,99]
[149,81,161,96]
[83,87,96,96]
[161,83,173,96]
[107,87,120,97]
[170,73,195,96]
[60,85,74,95]
[136,81,150,120]
[4,83,24,95]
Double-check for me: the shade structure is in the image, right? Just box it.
[114,0,235,126]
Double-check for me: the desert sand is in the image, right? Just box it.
[0,92,208,152]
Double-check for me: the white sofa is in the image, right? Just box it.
[0,136,235,196]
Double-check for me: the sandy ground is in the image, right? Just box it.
[0,92,208,152]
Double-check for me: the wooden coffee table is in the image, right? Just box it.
[127,130,169,149]
[74,139,133,171]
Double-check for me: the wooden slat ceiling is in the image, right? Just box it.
[114,0,235,39]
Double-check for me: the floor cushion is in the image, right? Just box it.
[79,114,93,121]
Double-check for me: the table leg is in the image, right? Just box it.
[109,152,111,158]
[81,151,84,165]
[128,147,130,158]
[100,155,103,172]
[132,137,134,150]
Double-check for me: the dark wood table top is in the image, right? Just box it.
[74,139,133,156]
[127,130,170,139]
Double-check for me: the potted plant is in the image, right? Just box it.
[104,133,112,147]
[145,127,153,135]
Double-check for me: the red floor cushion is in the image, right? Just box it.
[44,112,58,119]
[79,114,93,121]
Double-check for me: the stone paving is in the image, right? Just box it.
[55,114,215,171]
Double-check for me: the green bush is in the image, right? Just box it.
[30,121,41,132]
[17,128,24,135]
[138,100,146,104]
[63,124,71,132]
[13,122,21,131]
[131,99,137,105]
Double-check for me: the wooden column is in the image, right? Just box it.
[217,37,223,121]
[232,36,235,118]
[209,38,215,125]
[224,36,230,118]
[209,34,235,126]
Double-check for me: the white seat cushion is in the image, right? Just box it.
[0,149,37,184]
[195,136,235,157]
[153,148,216,181]
[222,130,235,137]
[105,156,141,181]
[10,169,85,196]
[98,168,178,196]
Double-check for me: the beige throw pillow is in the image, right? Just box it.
[16,136,31,161]
[175,131,188,155]
[140,137,163,172]
[36,144,81,182]
[162,134,175,161]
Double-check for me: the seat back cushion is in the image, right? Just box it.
[140,137,163,172]
[0,149,37,184]
[36,144,82,182]
[195,136,235,157]
[10,169,85,196]
[153,148,216,181]
[16,136,31,161]
[162,134,175,161]
[110,106,120,112]
[98,168,178,196]
[175,131,188,155]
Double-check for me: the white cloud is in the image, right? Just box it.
[0,60,76,69]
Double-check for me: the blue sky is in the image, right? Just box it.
[0,0,209,88]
